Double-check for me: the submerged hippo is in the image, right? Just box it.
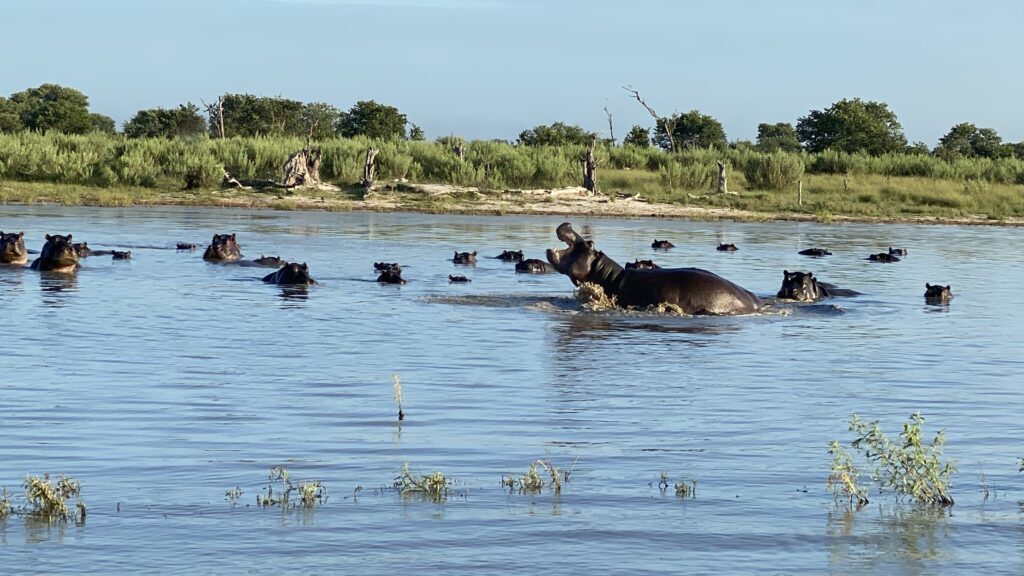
[262,262,316,285]
[868,253,900,263]
[799,248,832,257]
[30,234,79,273]
[889,247,908,256]
[651,239,675,250]
[377,265,407,284]
[515,258,555,274]
[777,270,861,302]
[452,251,477,264]
[924,283,953,303]
[253,255,285,267]
[495,250,524,262]
[449,274,470,283]
[176,242,197,251]
[374,262,400,272]
[0,231,28,264]
[717,243,738,252]
[624,259,660,270]
[203,234,242,262]
[547,223,762,315]
[112,250,131,260]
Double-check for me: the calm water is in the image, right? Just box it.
[1,205,1023,575]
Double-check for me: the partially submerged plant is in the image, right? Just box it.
[827,440,869,508]
[0,487,11,519]
[225,486,243,506]
[392,373,404,421]
[257,466,327,509]
[844,412,956,506]
[657,472,697,499]
[23,474,85,522]
[394,463,450,503]
[501,461,547,494]
[576,282,618,310]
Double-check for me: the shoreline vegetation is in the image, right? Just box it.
[2,132,1023,226]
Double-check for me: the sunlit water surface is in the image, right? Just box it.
[1,206,1022,574]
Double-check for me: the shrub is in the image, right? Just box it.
[743,152,804,191]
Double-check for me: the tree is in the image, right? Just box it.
[214,94,305,137]
[336,100,407,140]
[89,113,116,134]
[623,125,650,147]
[653,110,727,151]
[0,97,22,132]
[796,98,907,155]
[408,123,425,141]
[299,102,342,141]
[906,141,932,155]
[9,84,92,134]
[124,104,206,138]
[756,122,801,153]
[517,122,594,146]
[935,123,1003,159]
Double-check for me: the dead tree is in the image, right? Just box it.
[716,161,728,194]
[202,96,226,139]
[453,144,465,161]
[623,86,675,153]
[603,105,615,146]
[282,147,322,188]
[582,136,597,193]
[362,147,380,188]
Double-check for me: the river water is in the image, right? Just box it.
[1,205,1022,574]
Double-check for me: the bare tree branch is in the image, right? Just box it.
[623,86,676,153]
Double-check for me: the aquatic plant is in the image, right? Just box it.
[502,456,576,495]
[392,373,404,421]
[658,472,697,499]
[839,413,956,506]
[827,441,869,508]
[0,487,11,519]
[576,282,618,310]
[257,466,327,509]
[394,463,450,503]
[225,486,243,506]
[23,474,86,522]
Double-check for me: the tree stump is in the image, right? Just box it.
[281,147,322,188]
[453,144,465,161]
[716,161,728,195]
[362,147,380,188]
[582,136,597,193]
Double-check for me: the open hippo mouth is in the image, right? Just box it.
[546,222,589,286]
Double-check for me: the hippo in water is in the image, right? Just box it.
[30,234,79,273]
[515,258,555,274]
[377,265,407,284]
[799,248,832,257]
[624,259,660,270]
[495,250,524,262]
[868,253,900,263]
[0,231,28,265]
[177,242,197,251]
[924,283,953,303]
[253,255,285,267]
[776,270,861,302]
[112,250,131,260]
[374,262,400,272]
[547,223,762,315]
[449,274,471,283]
[717,243,738,252]
[889,247,908,256]
[203,234,242,262]
[651,239,675,250]
[452,251,477,264]
[262,262,316,286]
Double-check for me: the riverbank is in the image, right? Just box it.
[2,179,1023,227]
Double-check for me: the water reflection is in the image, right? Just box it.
[38,271,77,306]
[278,287,310,303]
[827,506,951,573]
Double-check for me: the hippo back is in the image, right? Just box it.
[617,267,762,314]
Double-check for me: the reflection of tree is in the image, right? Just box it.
[826,506,951,573]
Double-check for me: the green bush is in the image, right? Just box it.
[744,152,804,191]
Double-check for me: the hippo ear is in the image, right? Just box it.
[783,270,789,276]
[46,234,53,240]
[67,234,72,241]
[18,231,24,238]
[945,285,950,291]
[586,241,594,248]
[301,262,308,269]
[230,234,236,241]
[471,251,476,256]
[926,283,932,289]
[808,272,814,278]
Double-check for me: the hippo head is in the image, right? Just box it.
[777,270,821,302]
[374,262,400,273]
[112,250,131,260]
[0,231,27,263]
[924,283,953,303]
[204,233,242,261]
[41,234,79,268]
[497,250,524,262]
[452,251,477,264]
[546,223,603,286]
[624,259,659,270]
[266,262,316,286]
[717,243,738,252]
[377,266,407,284]
[71,242,93,258]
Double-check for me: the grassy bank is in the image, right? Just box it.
[1,132,1023,223]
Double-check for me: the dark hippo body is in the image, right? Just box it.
[495,250,524,262]
[253,255,285,267]
[799,248,832,257]
[177,242,197,251]
[72,242,115,257]
[203,234,242,262]
[112,250,131,260]
[448,274,470,283]
[377,266,407,284]
[624,259,660,270]
[452,251,477,264]
[651,239,675,250]
[515,259,555,274]
[717,243,738,252]
[547,223,762,315]
[868,253,900,263]
[0,231,28,265]
[889,247,908,256]
[262,262,316,285]
[777,270,861,302]
[30,234,79,273]
[924,283,953,303]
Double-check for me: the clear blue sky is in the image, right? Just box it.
[3,0,1022,145]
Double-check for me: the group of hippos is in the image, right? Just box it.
[1,222,953,315]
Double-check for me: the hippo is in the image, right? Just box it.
[452,251,477,264]
[448,274,471,283]
[377,266,407,284]
[262,262,316,285]
[924,283,953,304]
[495,250,524,262]
[868,253,900,263]
[0,231,28,264]
[717,243,738,252]
[799,248,832,257]
[515,258,555,274]
[374,262,400,273]
[71,242,116,257]
[30,234,79,273]
[177,242,197,251]
[203,234,242,262]
[547,223,762,315]
[651,239,675,250]
[112,250,131,260]
[624,259,660,270]
[776,270,861,302]
[253,255,285,267]
[889,247,908,256]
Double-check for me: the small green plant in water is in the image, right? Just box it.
[257,466,327,509]
[827,440,869,508]
[394,463,450,502]
[658,472,697,499]
[846,412,956,506]
[225,486,243,506]
[23,474,86,522]
[0,487,12,519]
